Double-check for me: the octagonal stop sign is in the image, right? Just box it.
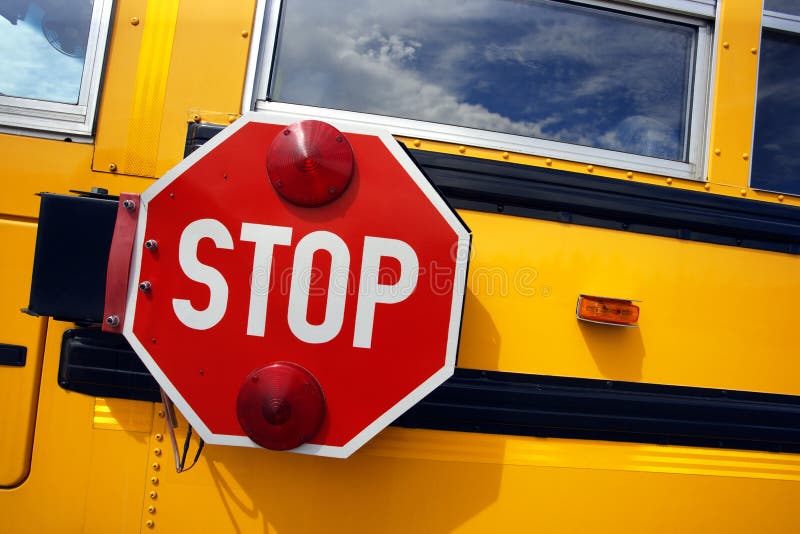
[122,111,470,458]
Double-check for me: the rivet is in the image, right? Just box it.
[146,520,155,529]
[626,172,633,178]
[145,239,158,250]
[154,448,162,456]
[666,178,673,185]
[151,477,159,485]
[157,410,164,418]
[742,153,749,160]
[105,315,120,327]
[149,491,157,499]
[545,158,552,166]
[587,165,594,172]
[122,199,136,210]
[722,41,729,49]
[241,30,249,38]
[283,129,291,136]
[130,16,139,26]
[458,145,466,154]
[412,139,421,147]
[714,148,721,156]
[138,281,152,292]
[147,506,156,514]
[501,152,509,160]
[192,114,201,123]
[109,163,118,172]
[227,114,237,124]
[169,193,175,199]
[152,462,160,471]
[778,194,785,202]
[704,183,711,190]
[155,433,163,441]
[751,47,758,54]
[740,188,747,196]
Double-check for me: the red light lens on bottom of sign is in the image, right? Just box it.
[236,362,326,451]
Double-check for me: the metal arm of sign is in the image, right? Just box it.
[102,193,140,334]
[160,389,204,473]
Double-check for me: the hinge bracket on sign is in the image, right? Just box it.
[160,389,204,473]
[102,193,140,334]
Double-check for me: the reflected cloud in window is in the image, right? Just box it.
[271,0,696,161]
[0,0,93,104]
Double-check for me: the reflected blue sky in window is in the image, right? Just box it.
[0,1,90,104]
[751,31,800,196]
[765,0,800,15]
[271,0,695,160]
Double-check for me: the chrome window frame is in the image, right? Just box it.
[748,7,800,194]
[245,0,715,180]
[0,0,114,137]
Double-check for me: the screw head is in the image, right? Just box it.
[122,199,136,211]
[144,239,158,250]
[109,163,117,172]
[130,16,140,26]
[139,281,152,292]
[105,315,120,327]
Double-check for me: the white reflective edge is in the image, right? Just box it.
[747,9,800,194]
[246,0,714,181]
[0,0,113,137]
[123,110,470,458]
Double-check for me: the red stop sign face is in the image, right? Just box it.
[123,112,470,458]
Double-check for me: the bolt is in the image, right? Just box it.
[152,462,160,471]
[130,16,139,26]
[145,239,158,250]
[122,199,136,211]
[105,315,120,327]
[151,477,159,485]
[154,448,162,456]
[283,129,291,136]
[169,193,175,199]
[139,281,152,292]
[146,519,155,528]
[147,506,156,514]
[149,491,157,499]
[192,114,201,122]
[109,163,118,172]
[155,433,163,441]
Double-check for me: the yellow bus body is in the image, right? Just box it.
[3,0,800,532]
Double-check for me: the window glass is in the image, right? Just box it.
[751,30,800,196]
[764,0,800,16]
[270,0,697,161]
[0,0,94,104]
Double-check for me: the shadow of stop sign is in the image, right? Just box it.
[122,112,471,458]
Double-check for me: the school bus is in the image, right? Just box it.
[3,0,800,532]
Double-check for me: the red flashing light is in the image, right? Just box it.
[236,362,326,451]
[267,120,355,206]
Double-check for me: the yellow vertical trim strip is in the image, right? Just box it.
[707,0,763,188]
[124,0,181,177]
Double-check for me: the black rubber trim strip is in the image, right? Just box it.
[395,368,800,453]
[0,344,26,366]
[186,122,800,255]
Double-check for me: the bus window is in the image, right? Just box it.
[751,8,800,196]
[0,0,113,136]
[257,0,713,180]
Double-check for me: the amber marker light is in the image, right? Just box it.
[577,295,640,327]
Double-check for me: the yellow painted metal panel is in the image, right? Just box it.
[0,320,153,534]
[137,413,800,533]
[0,134,149,220]
[707,0,763,189]
[0,220,46,487]
[457,209,800,395]
[153,0,256,176]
